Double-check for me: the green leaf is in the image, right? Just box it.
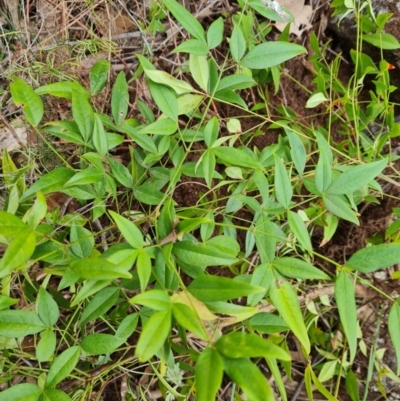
[71,258,132,280]
[10,77,43,127]
[147,80,178,122]
[272,257,329,280]
[0,310,46,337]
[248,0,294,22]
[315,149,332,193]
[0,229,36,278]
[254,214,276,264]
[188,275,264,302]
[36,328,56,362]
[72,91,94,141]
[93,113,108,156]
[274,154,292,208]
[90,59,110,95]
[173,39,209,56]
[334,271,357,363]
[306,92,328,108]
[79,287,119,326]
[214,89,248,109]
[0,295,18,310]
[35,81,89,99]
[285,129,306,175]
[130,289,171,310]
[138,118,178,135]
[0,383,41,401]
[23,191,47,229]
[287,211,313,253]
[388,301,400,375]
[20,168,75,200]
[173,241,238,267]
[216,74,256,91]
[249,312,289,334]
[115,313,139,338]
[112,72,129,125]
[172,302,208,340]
[109,210,144,249]
[213,147,262,169]
[201,149,216,188]
[70,279,112,307]
[207,17,224,49]
[345,370,360,401]
[216,332,290,360]
[223,357,275,401]
[327,159,387,195]
[42,389,72,401]
[269,280,310,355]
[70,223,94,259]
[230,24,246,62]
[137,249,152,293]
[241,42,307,69]
[134,184,164,205]
[135,308,171,361]
[81,334,125,355]
[204,116,219,147]
[107,156,134,188]
[44,121,85,145]
[45,346,81,388]
[0,211,28,237]
[162,0,206,42]
[177,94,204,115]
[144,69,194,95]
[37,286,59,326]
[363,33,400,50]
[189,54,209,92]
[323,194,359,225]
[346,243,400,272]
[195,348,223,401]
[64,167,103,187]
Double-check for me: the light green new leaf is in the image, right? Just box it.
[112,72,129,125]
[10,77,43,127]
[37,286,59,326]
[346,244,400,272]
[177,94,204,115]
[162,0,206,42]
[272,257,330,280]
[195,348,224,401]
[327,159,387,195]
[72,91,93,142]
[71,258,132,280]
[230,24,246,62]
[285,129,306,175]
[213,147,262,169]
[172,302,208,340]
[274,154,292,208]
[216,332,290,360]
[173,241,238,267]
[334,271,357,363]
[306,92,328,108]
[93,113,108,156]
[45,346,81,388]
[79,287,119,326]
[36,328,56,362]
[21,168,75,200]
[109,210,144,249]
[363,33,400,50]
[207,17,224,49]
[81,334,125,355]
[144,69,194,95]
[63,168,102,187]
[137,249,152,292]
[241,42,307,69]
[42,389,72,401]
[0,229,36,278]
[0,383,42,401]
[135,308,171,361]
[388,301,400,375]
[130,289,171,310]
[115,313,139,338]
[90,59,110,95]
[287,211,313,253]
[23,191,47,229]
[0,310,46,337]
[0,212,29,238]
[323,194,359,225]
[189,54,209,92]
[269,280,310,355]
[223,357,275,401]
[147,79,178,122]
[254,214,277,264]
[134,185,164,205]
[188,275,264,302]
[70,223,94,259]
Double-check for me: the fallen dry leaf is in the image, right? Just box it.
[275,4,313,37]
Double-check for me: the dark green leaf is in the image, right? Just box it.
[216,74,256,91]
[272,257,330,280]
[323,194,359,225]
[274,154,292,208]
[90,60,110,95]
[249,312,289,334]
[134,185,164,205]
[71,258,132,280]
[112,72,129,125]
[213,147,262,169]
[230,24,246,62]
[72,91,93,141]
[81,334,125,355]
